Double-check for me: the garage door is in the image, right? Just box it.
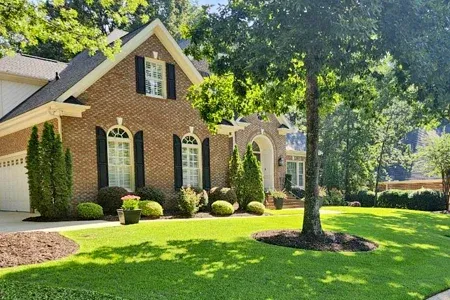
[0,152,30,212]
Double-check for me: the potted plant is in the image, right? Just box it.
[270,190,287,210]
[117,195,141,225]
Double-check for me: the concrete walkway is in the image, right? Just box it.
[428,290,450,300]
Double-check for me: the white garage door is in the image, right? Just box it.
[0,152,30,212]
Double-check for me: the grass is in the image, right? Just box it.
[0,207,449,299]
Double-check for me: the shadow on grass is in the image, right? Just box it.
[0,209,449,300]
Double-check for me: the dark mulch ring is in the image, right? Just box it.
[252,230,378,252]
[103,210,269,221]
[0,232,78,268]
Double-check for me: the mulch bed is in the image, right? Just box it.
[252,230,378,252]
[23,216,77,222]
[0,232,78,268]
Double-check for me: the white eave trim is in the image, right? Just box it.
[217,124,242,135]
[0,102,90,138]
[278,127,296,135]
[56,19,203,102]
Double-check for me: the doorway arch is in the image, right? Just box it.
[252,135,275,190]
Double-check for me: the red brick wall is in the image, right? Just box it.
[0,119,59,157]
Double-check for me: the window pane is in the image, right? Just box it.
[287,162,298,186]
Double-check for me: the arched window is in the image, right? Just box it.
[182,134,201,187]
[252,141,261,162]
[107,127,133,190]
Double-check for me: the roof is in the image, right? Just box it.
[387,121,450,181]
[0,24,148,122]
[0,54,67,81]
[286,132,306,152]
[178,40,210,75]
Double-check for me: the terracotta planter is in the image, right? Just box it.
[117,209,141,225]
[274,198,284,210]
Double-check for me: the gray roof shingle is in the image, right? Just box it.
[0,54,67,81]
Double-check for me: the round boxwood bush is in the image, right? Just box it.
[77,202,104,220]
[209,187,237,205]
[247,201,265,215]
[211,200,234,216]
[96,186,129,215]
[139,200,163,218]
[135,186,165,205]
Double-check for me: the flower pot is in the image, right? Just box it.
[274,197,284,210]
[117,209,141,225]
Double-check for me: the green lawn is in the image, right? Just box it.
[1,207,449,299]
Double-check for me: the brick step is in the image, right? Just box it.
[265,199,304,209]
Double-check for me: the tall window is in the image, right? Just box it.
[286,161,304,188]
[108,127,133,190]
[145,58,164,97]
[252,141,261,162]
[182,135,201,187]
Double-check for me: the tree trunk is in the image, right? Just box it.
[373,140,385,207]
[301,69,323,239]
[442,171,450,211]
[344,110,351,200]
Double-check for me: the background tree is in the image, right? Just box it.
[1,0,148,58]
[418,134,450,211]
[228,145,243,203]
[241,144,264,208]
[26,126,41,210]
[185,0,450,239]
[24,0,202,61]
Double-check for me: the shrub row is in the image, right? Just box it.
[378,189,446,211]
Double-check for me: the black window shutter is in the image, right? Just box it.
[173,134,183,190]
[135,56,146,94]
[166,63,176,99]
[202,138,211,190]
[96,126,108,189]
[134,130,145,189]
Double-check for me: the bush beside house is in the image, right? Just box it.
[209,187,237,205]
[135,186,165,205]
[77,202,103,220]
[178,187,200,217]
[240,144,265,208]
[247,201,265,215]
[97,187,129,215]
[139,200,163,218]
[211,201,234,216]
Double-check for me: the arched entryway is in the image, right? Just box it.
[252,135,275,190]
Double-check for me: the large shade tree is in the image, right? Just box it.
[185,0,450,239]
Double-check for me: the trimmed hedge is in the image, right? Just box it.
[409,189,446,211]
[0,280,124,300]
[378,190,410,209]
[209,187,237,205]
[348,190,376,207]
[139,200,163,218]
[135,186,165,205]
[77,202,103,220]
[97,186,129,215]
[211,200,234,216]
[247,201,265,215]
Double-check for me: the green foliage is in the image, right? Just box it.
[97,186,129,215]
[240,144,265,208]
[35,123,71,218]
[378,190,410,209]
[26,126,41,210]
[418,134,450,210]
[348,190,376,207]
[211,200,234,216]
[284,174,292,192]
[178,187,200,217]
[189,187,209,210]
[269,190,287,200]
[209,187,237,205]
[77,202,104,220]
[135,186,165,206]
[139,201,163,218]
[229,145,244,201]
[0,280,124,300]
[409,189,446,211]
[246,201,265,215]
[322,189,347,207]
[121,195,140,210]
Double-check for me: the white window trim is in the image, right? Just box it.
[107,126,135,192]
[144,57,166,99]
[181,133,202,188]
[287,160,305,188]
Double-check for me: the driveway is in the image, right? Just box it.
[0,211,119,233]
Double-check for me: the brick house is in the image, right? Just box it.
[0,19,306,212]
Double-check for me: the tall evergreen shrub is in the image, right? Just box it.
[228,145,244,202]
[65,149,73,200]
[241,143,265,208]
[26,126,41,210]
